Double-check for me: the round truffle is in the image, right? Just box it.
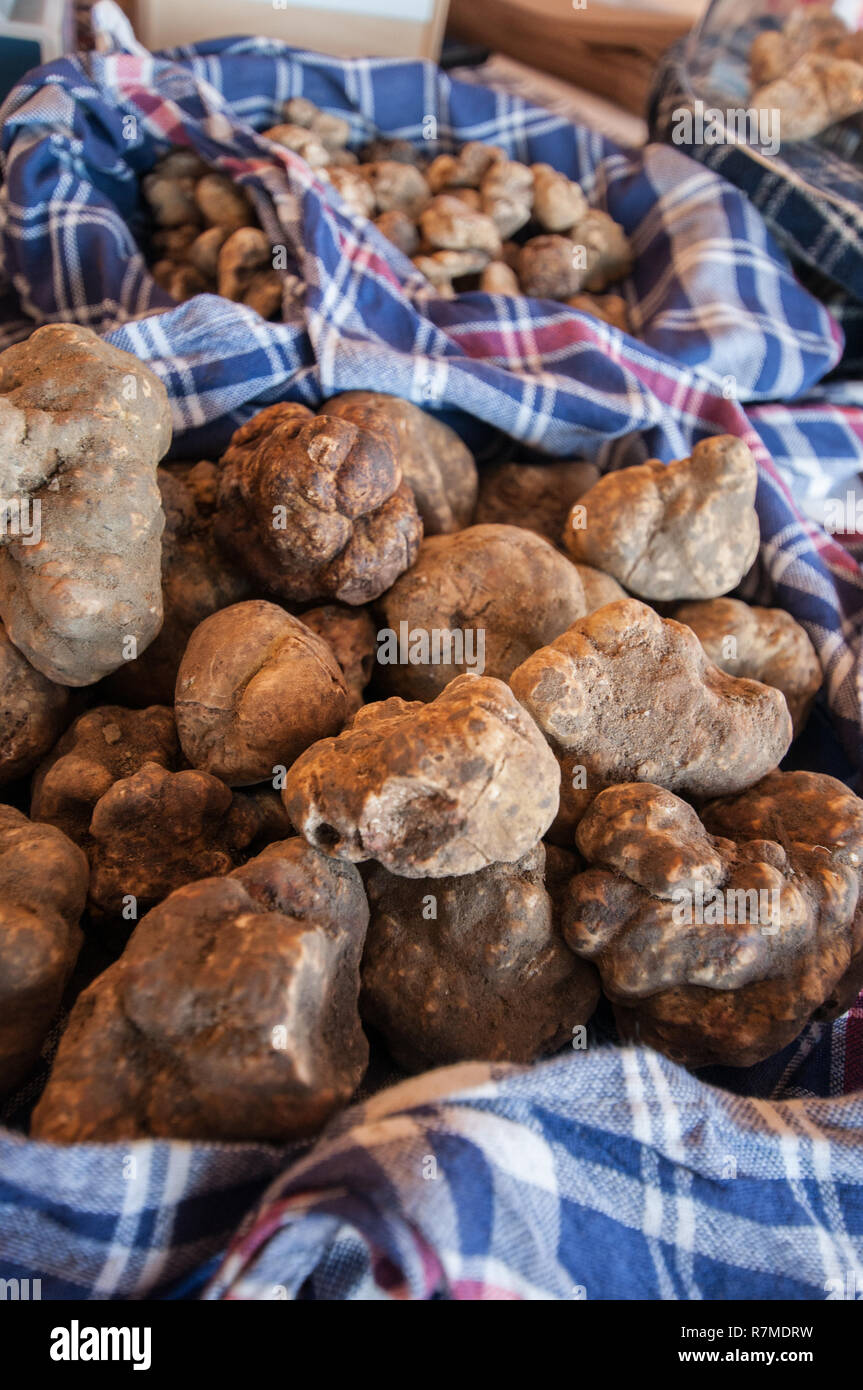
[175,600,349,785]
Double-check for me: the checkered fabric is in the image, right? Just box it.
[0,1,862,1303]
[649,10,863,372]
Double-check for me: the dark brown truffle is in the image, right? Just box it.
[31,838,369,1143]
[320,392,478,535]
[300,603,377,716]
[473,460,599,544]
[103,465,251,707]
[215,402,423,605]
[0,805,88,1094]
[86,761,263,925]
[31,705,180,849]
[362,843,599,1070]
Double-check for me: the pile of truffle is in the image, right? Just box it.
[750,5,863,141]
[2,322,858,1151]
[142,99,633,329]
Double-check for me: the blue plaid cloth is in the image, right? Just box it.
[649,7,863,374]
[2,1040,861,1300]
[1,1,863,1301]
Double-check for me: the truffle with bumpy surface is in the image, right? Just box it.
[562,780,863,1068]
[564,436,760,601]
[362,843,599,1070]
[30,838,369,1142]
[0,325,172,686]
[509,598,792,838]
[284,673,560,878]
[215,402,423,606]
[0,805,88,1094]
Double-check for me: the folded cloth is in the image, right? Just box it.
[649,15,863,373]
[0,0,841,467]
[4,1041,861,1301]
[204,1046,863,1301]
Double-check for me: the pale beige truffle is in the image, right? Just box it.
[284,674,561,877]
[509,598,792,838]
[564,435,760,601]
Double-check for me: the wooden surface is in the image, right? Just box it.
[448,0,698,116]
[131,0,450,60]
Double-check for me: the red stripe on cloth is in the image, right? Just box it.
[844,997,863,1094]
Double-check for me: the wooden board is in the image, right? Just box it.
[131,0,450,61]
[448,0,699,115]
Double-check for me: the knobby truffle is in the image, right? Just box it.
[564,436,760,601]
[509,599,792,837]
[673,598,821,737]
[216,402,423,604]
[31,704,180,848]
[105,465,250,707]
[321,391,478,535]
[31,838,369,1142]
[284,674,560,877]
[563,780,863,1067]
[0,325,172,685]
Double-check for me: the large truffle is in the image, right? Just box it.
[284,674,560,877]
[376,524,586,701]
[215,402,423,605]
[0,805,88,1094]
[175,600,349,785]
[320,392,478,535]
[564,436,760,601]
[509,599,792,837]
[562,781,862,1068]
[0,621,70,784]
[362,843,599,1070]
[31,705,180,849]
[0,325,172,685]
[31,839,369,1142]
[673,598,821,737]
